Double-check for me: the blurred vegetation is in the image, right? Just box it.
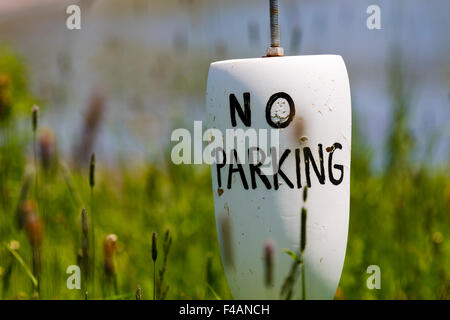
[0,48,448,300]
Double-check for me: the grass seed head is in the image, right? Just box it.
[31,105,39,132]
[24,205,43,247]
[219,213,234,267]
[301,207,307,253]
[152,232,158,262]
[163,228,172,261]
[136,285,142,300]
[73,89,105,166]
[104,234,118,276]
[294,116,308,144]
[38,128,56,170]
[0,73,11,120]
[89,153,95,188]
[263,239,275,288]
[77,249,83,267]
[17,199,36,230]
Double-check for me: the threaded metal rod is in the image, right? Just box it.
[267,0,284,57]
[270,0,280,47]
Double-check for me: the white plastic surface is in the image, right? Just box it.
[206,55,352,299]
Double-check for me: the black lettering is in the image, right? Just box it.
[216,149,226,188]
[295,148,302,189]
[249,148,271,190]
[229,93,251,127]
[328,143,344,185]
[273,149,294,190]
[265,92,296,128]
[227,149,249,189]
[303,144,325,187]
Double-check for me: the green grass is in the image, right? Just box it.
[0,48,449,300]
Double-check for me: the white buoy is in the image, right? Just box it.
[205,1,351,300]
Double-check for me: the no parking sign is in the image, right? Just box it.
[206,51,351,299]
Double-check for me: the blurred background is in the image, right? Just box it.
[0,0,448,299]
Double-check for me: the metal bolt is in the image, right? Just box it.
[270,0,280,47]
[267,0,284,57]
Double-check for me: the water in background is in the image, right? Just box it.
[0,0,448,169]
